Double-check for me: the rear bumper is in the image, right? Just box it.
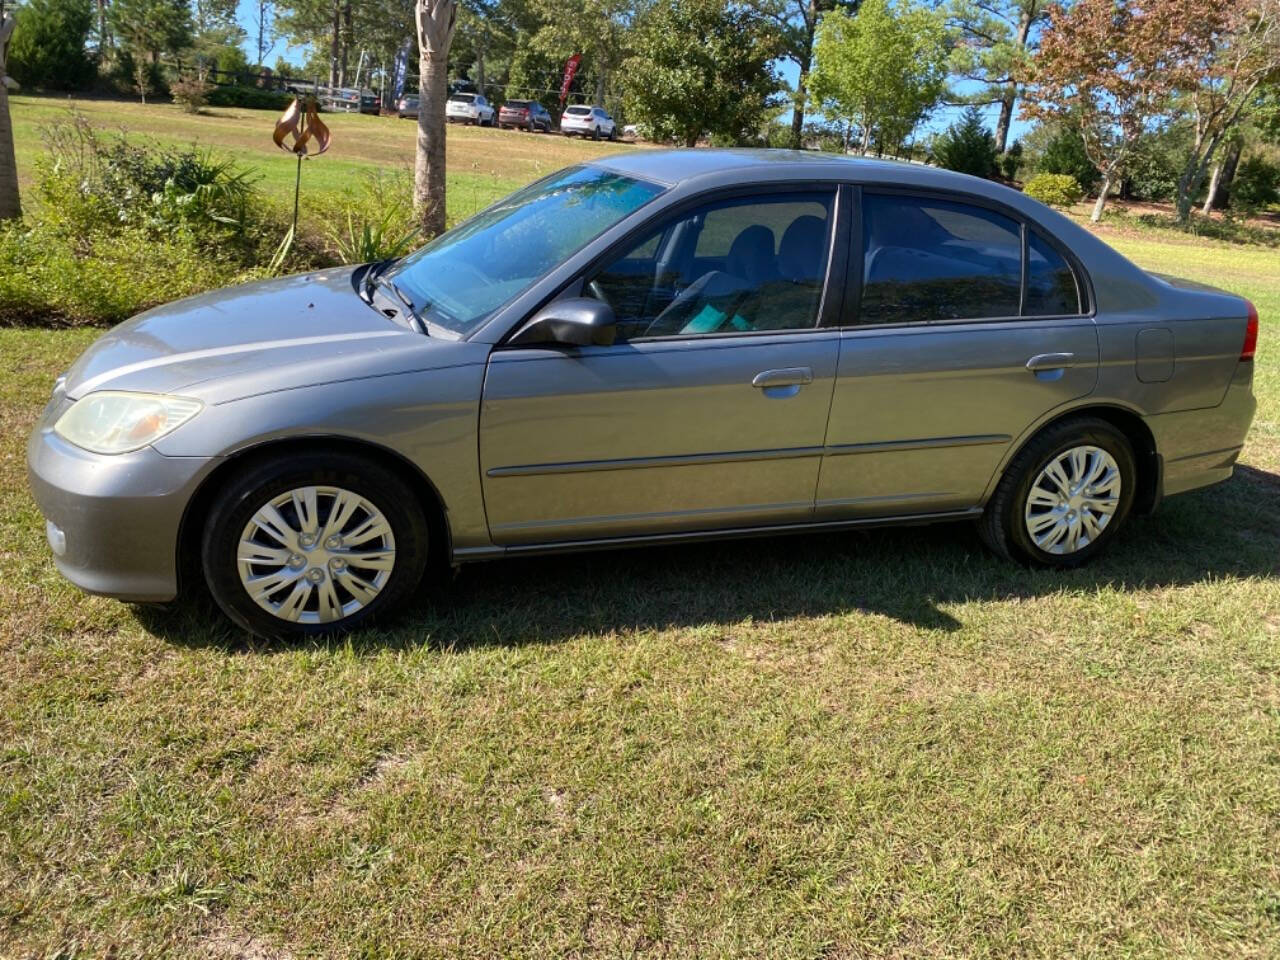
[1150,361,1257,498]
[26,416,214,603]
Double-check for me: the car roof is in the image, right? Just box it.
[587,148,987,190]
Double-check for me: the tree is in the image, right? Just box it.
[253,0,273,66]
[621,0,781,146]
[1165,0,1280,222]
[5,0,96,90]
[414,0,458,239]
[107,0,191,64]
[525,0,644,107]
[932,104,998,177]
[1020,0,1180,221]
[947,0,1052,154]
[749,0,859,150]
[810,0,947,155]
[0,5,19,220]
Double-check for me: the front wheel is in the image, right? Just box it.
[608,127,618,141]
[592,126,601,141]
[979,417,1137,568]
[201,453,430,639]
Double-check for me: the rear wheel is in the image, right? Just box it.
[979,417,1136,568]
[202,452,430,639]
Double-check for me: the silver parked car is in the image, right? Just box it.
[28,151,1259,639]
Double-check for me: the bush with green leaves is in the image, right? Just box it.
[1037,126,1100,194]
[204,85,294,111]
[6,0,97,91]
[931,105,997,179]
[0,113,329,327]
[999,141,1023,181]
[316,171,421,265]
[1230,156,1280,215]
[1024,173,1083,208]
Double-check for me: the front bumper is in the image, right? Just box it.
[27,409,215,602]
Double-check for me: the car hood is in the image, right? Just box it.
[59,267,463,403]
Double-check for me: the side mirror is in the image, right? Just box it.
[509,297,616,347]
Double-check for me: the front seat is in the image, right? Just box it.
[644,224,778,336]
[755,215,828,329]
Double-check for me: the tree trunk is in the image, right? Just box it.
[0,13,20,221]
[993,10,1034,156]
[1201,162,1223,216]
[474,29,485,97]
[593,67,605,108]
[414,0,458,239]
[96,0,109,55]
[993,91,1015,156]
[1090,171,1113,222]
[1215,141,1243,211]
[789,72,806,150]
[328,0,341,87]
[339,2,352,88]
[859,122,872,155]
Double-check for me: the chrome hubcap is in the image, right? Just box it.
[237,485,396,624]
[1023,445,1121,555]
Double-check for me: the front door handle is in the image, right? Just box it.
[1026,352,1076,372]
[751,367,814,388]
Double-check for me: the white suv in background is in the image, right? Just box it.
[446,93,495,126]
[560,105,617,140]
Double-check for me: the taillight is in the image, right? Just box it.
[1242,300,1258,360]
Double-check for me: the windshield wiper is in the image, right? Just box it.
[364,261,427,335]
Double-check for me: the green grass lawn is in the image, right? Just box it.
[2,98,1279,959]
[9,94,639,225]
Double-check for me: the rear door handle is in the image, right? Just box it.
[1026,352,1076,371]
[752,367,814,388]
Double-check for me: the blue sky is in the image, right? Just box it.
[235,3,1031,145]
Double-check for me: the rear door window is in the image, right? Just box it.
[1025,231,1081,316]
[860,194,1022,324]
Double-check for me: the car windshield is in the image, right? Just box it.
[450,94,474,103]
[385,166,665,336]
[566,106,590,115]
[505,100,529,109]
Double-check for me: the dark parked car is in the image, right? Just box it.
[28,151,1259,638]
[396,95,419,119]
[499,99,553,132]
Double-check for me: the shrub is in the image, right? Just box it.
[932,105,997,179]
[0,112,330,327]
[316,171,420,264]
[1230,156,1280,215]
[1123,138,1181,202]
[1037,126,1100,194]
[1025,173,1083,208]
[6,0,97,91]
[204,85,294,111]
[999,141,1023,181]
[170,76,213,113]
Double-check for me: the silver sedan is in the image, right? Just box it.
[28,150,1259,638]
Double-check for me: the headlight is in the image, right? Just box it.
[53,391,203,454]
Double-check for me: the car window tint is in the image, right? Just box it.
[1025,231,1081,316]
[860,194,1022,324]
[586,193,833,342]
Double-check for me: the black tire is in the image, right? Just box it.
[201,452,430,640]
[609,127,618,141]
[979,417,1137,568]
[592,126,601,141]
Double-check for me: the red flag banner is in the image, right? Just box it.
[559,54,582,107]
